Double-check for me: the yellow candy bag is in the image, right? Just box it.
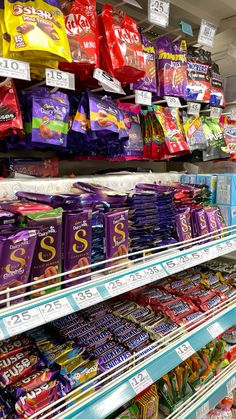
[4,0,72,62]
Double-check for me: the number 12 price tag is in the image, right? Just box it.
[46,68,75,90]
[148,0,170,28]
[129,370,153,394]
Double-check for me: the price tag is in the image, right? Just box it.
[0,58,30,80]
[196,401,210,419]
[144,265,166,281]
[165,96,181,108]
[72,287,103,309]
[176,341,195,361]
[226,376,236,393]
[148,0,170,28]
[188,102,201,115]
[129,370,153,394]
[128,271,146,286]
[135,90,152,106]
[230,108,236,121]
[190,250,204,264]
[163,258,181,274]
[207,322,224,339]
[46,69,75,90]
[198,19,217,48]
[180,21,193,36]
[93,68,124,94]
[3,308,44,336]
[40,298,73,322]
[210,107,222,119]
[105,277,129,296]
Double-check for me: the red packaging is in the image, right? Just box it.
[99,3,145,84]
[59,0,99,78]
[0,78,23,138]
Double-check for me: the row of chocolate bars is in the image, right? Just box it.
[0,260,235,418]
[0,181,226,306]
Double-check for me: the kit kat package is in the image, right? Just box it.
[104,209,129,272]
[63,210,92,287]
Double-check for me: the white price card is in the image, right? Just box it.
[190,250,204,264]
[198,19,217,48]
[72,288,103,309]
[135,90,152,106]
[176,341,195,361]
[148,0,170,28]
[210,107,222,119]
[105,277,129,297]
[230,108,236,121]
[196,401,210,419]
[3,308,44,336]
[188,102,201,115]
[145,265,166,281]
[128,271,146,286]
[165,96,181,108]
[129,370,153,395]
[0,58,30,80]
[93,68,124,94]
[207,322,224,339]
[163,258,181,274]
[227,376,236,393]
[40,298,73,321]
[46,68,75,90]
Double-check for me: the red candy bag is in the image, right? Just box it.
[0,78,23,138]
[60,0,99,79]
[99,3,145,84]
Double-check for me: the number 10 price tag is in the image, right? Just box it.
[46,68,75,90]
[129,370,153,394]
[0,58,30,80]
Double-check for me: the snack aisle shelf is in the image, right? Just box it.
[42,300,236,419]
[1,228,236,341]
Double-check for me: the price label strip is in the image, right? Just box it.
[148,0,170,28]
[207,322,224,339]
[198,19,217,48]
[144,265,167,281]
[73,287,103,309]
[127,271,146,288]
[188,102,201,115]
[0,327,5,341]
[227,376,236,393]
[210,107,222,119]
[165,96,181,108]
[129,370,153,395]
[3,308,45,336]
[135,90,152,106]
[0,58,30,81]
[196,401,210,419]
[176,341,195,361]
[46,68,75,90]
[105,277,130,297]
[40,298,73,322]
[93,68,124,94]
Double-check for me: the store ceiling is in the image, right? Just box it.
[97,0,236,77]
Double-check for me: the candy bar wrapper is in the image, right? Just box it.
[210,62,225,107]
[0,337,32,360]
[25,208,63,297]
[63,210,92,287]
[191,208,209,238]
[0,352,44,387]
[131,35,157,93]
[156,36,187,98]
[104,209,129,272]
[61,360,99,390]
[0,201,53,216]
[0,210,18,231]
[9,369,59,398]
[186,47,211,102]
[0,229,37,305]
[175,208,192,242]
[16,191,82,210]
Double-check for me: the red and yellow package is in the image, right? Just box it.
[0,78,23,138]
[99,3,145,84]
[4,0,71,63]
[59,0,99,78]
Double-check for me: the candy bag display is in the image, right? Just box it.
[153,106,189,155]
[210,62,225,107]
[183,115,207,151]
[221,116,236,154]
[117,105,144,160]
[186,47,211,102]
[59,0,99,78]
[99,3,145,84]
[131,35,157,93]
[104,209,129,272]
[0,78,23,138]
[201,117,226,156]
[156,36,187,98]
[4,0,71,64]
[32,88,69,148]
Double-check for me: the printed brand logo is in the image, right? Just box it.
[13,5,52,20]
[114,28,139,44]
[65,13,90,35]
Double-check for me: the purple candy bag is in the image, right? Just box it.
[0,229,38,305]
[121,110,144,159]
[156,36,187,98]
[63,210,92,287]
[32,88,69,148]
[131,35,157,93]
[0,211,18,231]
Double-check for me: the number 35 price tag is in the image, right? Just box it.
[72,287,103,309]
[40,298,73,321]
[3,308,45,336]
[129,370,153,394]
[46,68,75,90]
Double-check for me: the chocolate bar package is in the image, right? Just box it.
[104,209,129,272]
[63,210,92,288]
[16,191,82,210]
[25,208,63,297]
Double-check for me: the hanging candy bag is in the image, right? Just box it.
[0,78,23,138]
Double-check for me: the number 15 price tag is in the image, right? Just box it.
[46,68,75,90]
[129,370,153,394]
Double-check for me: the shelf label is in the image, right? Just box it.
[180,21,193,36]
[46,68,75,90]
[207,322,224,339]
[176,341,195,361]
[227,376,236,393]
[165,96,181,108]
[196,401,210,419]
[0,58,30,80]
[163,258,181,274]
[188,102,201,115]
[190,250,205,263]
[148,0,170,28]
[105,278,129,296]
[198,19,217,48]
[129,370,153,394]
[93,68,124,94]
[0,327,5,340]
[210,107,222,119]
[3,308,44,336]
[128,271,146,286]
[135,90,152,106]
[72,287,103,309]
[40,298,73,321]
[230,108,236,121]
[145,265,166,280]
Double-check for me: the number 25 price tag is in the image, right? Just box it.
[46,68,75,90]
[148,0,170,28]
[3,308,44,336]
[40,298,73,321]
[129,370,153,394]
